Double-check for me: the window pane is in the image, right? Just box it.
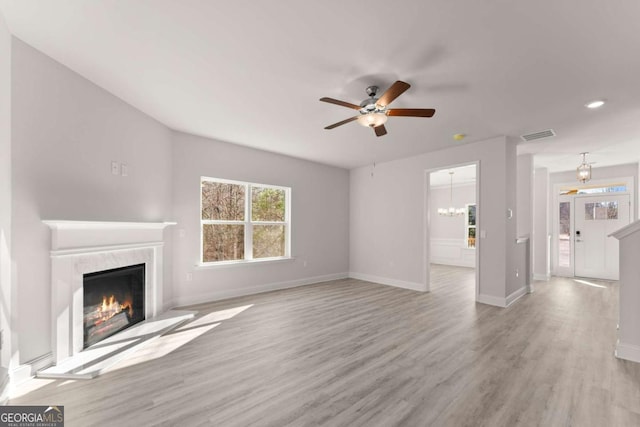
[253,225,285,258]
[203,224,244,262]
[467,227,476,248]
[252,187,286,222]
[585,201,618,220]
[467,204,476,226]
[202,181,245,220]
[607,202,618,219]
[559,201,571,267]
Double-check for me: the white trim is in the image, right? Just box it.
[43,220,176,230]
[51,241,164,257]
[168,272,348,308]
[349,272,426,292]
[615,341,640,363]
[7,352,55,386]
[476,293,506,307]
[609,219,640,240]
[197,256,295,269]
[0,368,9,405]
[476,286,527,308]
[506,286,527,306]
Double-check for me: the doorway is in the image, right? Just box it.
[574,194,630,280]
[426,164,478,297]
[554,180,633,280]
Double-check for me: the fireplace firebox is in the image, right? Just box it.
[83,263,145,348]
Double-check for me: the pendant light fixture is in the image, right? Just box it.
[577,152,591,183]
[438,171,465,216]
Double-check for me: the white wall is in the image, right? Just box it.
[517,154,533,238]
[350,136,520,305]
[429,183,476,267]
[0,11,12,401]
[170,131,350,307]
[533,168,550,279]
[11,39,174,364]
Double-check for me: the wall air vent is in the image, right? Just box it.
[520,129,556,142]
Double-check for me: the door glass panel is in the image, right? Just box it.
[559,201,571,267]
[585,201,618,220]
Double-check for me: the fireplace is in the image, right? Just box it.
[44,220,175,365]
[83,264,146,348]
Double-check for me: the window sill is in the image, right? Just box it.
[196,256,295,269]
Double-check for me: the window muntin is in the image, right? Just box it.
[201,178,290,264]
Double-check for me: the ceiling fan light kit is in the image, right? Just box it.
[320,80,435,137]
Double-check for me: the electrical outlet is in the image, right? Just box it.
[111,161,119,175]
[121,163,128,176]
[186,272,193,282]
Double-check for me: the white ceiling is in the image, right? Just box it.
[1,1,640,172]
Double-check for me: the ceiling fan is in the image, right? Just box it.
[319,80,435,137]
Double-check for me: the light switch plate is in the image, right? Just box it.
[111,161,119,175]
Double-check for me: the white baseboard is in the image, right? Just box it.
[615,341,640,363]
[533,274,550,281]
[169,272,349,308]
[8,352,55,387]
[476,293,507,307]
[348,272,426,292]
[506,286,527,306]
[0,368,9,405]
[477,286,527,308]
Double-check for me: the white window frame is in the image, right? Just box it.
[200,177,291,265]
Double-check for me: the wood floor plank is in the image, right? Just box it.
[10,265,640,426]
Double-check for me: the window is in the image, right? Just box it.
[584,201,618,220]
[465,204,476,248]
[201,177,290,264]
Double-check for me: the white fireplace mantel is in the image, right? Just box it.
[43,220,176,365]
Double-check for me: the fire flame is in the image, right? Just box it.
[96,295,132,324]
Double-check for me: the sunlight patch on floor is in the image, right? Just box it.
[573,279,607,289]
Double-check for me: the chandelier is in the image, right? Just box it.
[438,171,465,216]
[577,152,591,183]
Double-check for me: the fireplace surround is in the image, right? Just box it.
[43,220,175,365]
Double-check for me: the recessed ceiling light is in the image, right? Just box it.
[586,100,605,109]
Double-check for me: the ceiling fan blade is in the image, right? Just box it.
[319,97,361,110]
[387,108,436,117]
[324,116,359,130]
[374,125,387,137]
[377,81,411,107]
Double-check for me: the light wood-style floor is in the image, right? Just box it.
[11,265,640,426]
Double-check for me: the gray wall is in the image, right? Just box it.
[170,131,350,306]
[0,10,12,401]
[350,136,519,304]
[11,39,174,363]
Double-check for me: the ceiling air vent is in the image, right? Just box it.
[520,129,556,142]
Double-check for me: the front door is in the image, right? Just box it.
[574,194,630,280]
